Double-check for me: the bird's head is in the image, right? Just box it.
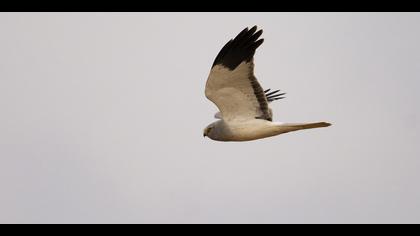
[203,123,216,138]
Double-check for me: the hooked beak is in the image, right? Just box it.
[203,133,207,138]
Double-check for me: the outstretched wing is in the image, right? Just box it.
[213,89,286,119]
[205,26,272,122]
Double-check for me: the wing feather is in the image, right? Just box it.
[206,26,273,121]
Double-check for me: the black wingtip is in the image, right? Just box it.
[212,26,265,70]
[265,89,281,96]
[264,88,287,102]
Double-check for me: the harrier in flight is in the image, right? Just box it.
[203,26,331,141]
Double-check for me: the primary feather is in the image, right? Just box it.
[205,26,271,121]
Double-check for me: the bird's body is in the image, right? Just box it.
[206,119,330,142]
[203,26,331,142]
[205,119,277,142]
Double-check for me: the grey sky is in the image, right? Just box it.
[0,13,419,224]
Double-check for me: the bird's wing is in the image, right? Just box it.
[264,88,286,103]
[214,111,222,119]
[205,26,273,122]
[213,89,285,120]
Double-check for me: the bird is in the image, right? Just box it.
[203,25,331,141]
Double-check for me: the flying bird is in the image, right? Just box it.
[203,26,331,141]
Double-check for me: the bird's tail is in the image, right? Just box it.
[275,122,331,134]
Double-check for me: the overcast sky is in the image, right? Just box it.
[1,13,419,224]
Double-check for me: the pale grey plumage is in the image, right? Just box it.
[203,26,331,142]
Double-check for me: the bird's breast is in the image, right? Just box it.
[221,119,280,141]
